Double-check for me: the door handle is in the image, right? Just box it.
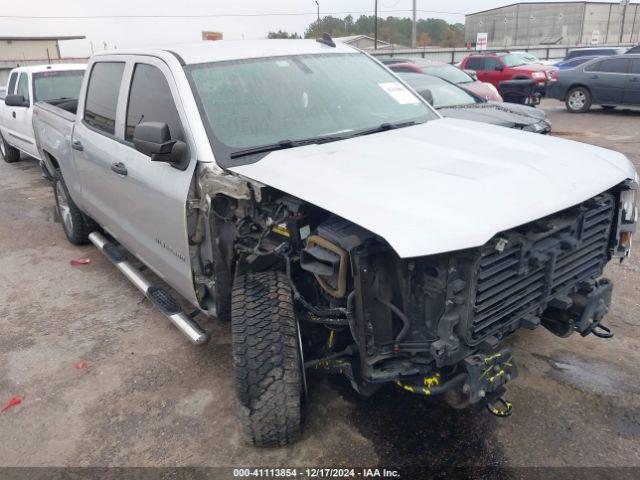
[110,162,128,176]
[631,77,640,83]
[12,111,16,119]
[590,75,599,80]
[71,140,84,151]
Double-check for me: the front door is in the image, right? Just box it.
[5,73,38,157]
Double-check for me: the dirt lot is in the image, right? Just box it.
[1,99,639,473]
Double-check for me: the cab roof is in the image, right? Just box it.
[95,39,359,66]
[11,64,86,74]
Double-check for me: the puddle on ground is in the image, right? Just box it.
[533,352,638,396]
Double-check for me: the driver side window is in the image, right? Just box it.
[16,73,30,104]
[125,63,184,145]
[485,58,501,70]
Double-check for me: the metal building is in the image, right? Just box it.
[465,2,640,47]
[0,36,86,84]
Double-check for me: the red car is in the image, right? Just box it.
[387,60,502,102]
[459,53,557,90]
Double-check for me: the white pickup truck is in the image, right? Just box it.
[32,38,637,447]
[0,64,85,165]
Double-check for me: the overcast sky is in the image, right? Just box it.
[0,0,631,57]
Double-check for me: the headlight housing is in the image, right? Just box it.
[613,177,638,259]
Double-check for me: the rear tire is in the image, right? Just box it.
[0,134,20,163]
[565,87,591,113]
[53,175,97,245]
[231,270,302,447]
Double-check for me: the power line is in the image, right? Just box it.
[0,9,466,20]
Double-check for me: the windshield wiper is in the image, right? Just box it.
[348,120,422,139]
[230,135,344,159]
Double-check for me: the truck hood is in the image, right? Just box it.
[229,118,636,258]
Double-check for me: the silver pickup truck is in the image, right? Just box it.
[33,38,637,447]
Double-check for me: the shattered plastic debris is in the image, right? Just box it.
[0,396,22,413]
[75,360,85,369]
[70,258,91,266]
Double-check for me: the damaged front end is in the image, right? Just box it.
[289,183,635,411]
[195,173,636,414]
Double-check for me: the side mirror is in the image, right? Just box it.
[133,121,188,170]
[495,64,503,72]
[419,89,434,106]
[5,94,29,107]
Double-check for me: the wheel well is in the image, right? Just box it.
[43,151,60,172]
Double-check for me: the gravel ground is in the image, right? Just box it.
[0,99,639,474]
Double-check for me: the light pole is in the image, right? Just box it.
[620,0,630,43]
[374,0,378,49]
[315,1,320,37]
[411,0,417,48]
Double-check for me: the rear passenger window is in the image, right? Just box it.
[7,72,18,95]
[465,58,484,70]
[590,58,629,73]
[125,63,183,142]
[17,73,30,103]
[84,62,125,135]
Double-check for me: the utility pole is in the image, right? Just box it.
[374,0,378,49]
[315,1,320,37]
[411,0,417,48]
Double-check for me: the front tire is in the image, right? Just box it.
[0,134,20,163]
[231,271,302,447]
[565,87,591,113]
[53,175,97,245]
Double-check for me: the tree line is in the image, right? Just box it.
[268,14,464,47]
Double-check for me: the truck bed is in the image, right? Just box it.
[32,101,77,178]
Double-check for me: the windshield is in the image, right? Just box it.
[500,54,526,67]
[188,53,437,166]
[424,64,474,84]
[32,70,85,102]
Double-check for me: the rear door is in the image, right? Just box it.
[585,57,630,104]
[624,58,640,105]
[72,60,128,227]
[466,57,489,82]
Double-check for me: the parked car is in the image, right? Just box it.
[398,72,551,133]
[0,64,86,165]
[510,51,556,66]
[554,55,603,70]
[459,52,556,93]
[387,60,502,101]
[33,39,637,447]
[377,56,412,65]
[546,54,640,112]
[560,47,627,63]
